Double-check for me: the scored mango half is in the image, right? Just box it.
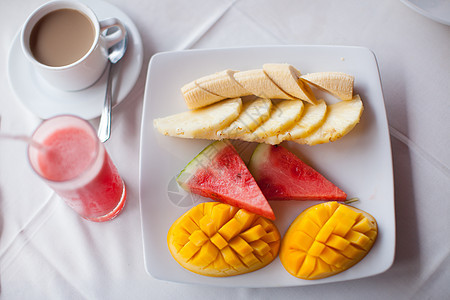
[280,202,377,280]
[167,202,281,277]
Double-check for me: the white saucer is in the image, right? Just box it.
[400,0,450,26]
[7,0,144,120]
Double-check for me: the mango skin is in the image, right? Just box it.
[168,202,281,277]
[280,202,377,280]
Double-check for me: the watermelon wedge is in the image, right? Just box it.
[248,144,347,201]
[176,140,275,220]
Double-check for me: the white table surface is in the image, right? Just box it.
[1,0,449,299]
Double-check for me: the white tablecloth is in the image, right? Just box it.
[1,0,449,298]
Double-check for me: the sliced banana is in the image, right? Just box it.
[263,99,327,145]
[233,69,296,100]
[263,63,316,104]
[301,72,354,101]
[218,98,272,138]
[166,66,362,145]
[181,67,355,109]
[181,81,224,110]
[293,95,363,145]
[153,98,242,139]
[195,69,251,99]
[237,100,304,142]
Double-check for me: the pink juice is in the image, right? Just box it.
[38,128,97,181]
[29,116,126,222]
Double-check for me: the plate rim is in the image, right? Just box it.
[400,0,450,26]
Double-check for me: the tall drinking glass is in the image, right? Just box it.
[28,115,126,222]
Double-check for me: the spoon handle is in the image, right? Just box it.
[98,63,114,143]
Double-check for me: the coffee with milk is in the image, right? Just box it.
[29,9,95,67]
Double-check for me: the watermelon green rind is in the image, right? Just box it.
[248,142,270,181]
[176,140,275,220]
[176,140,229,191]
[248,143,347,201]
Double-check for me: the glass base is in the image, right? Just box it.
[84,181,127,222]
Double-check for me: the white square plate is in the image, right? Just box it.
[139,45,395,287]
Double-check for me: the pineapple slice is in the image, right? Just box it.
[263,63,316,104]
[167,202,281,277]
[294,95,363,146]
[301,72,354,101]
[280,202,377,280]
[237,100,304,142]
[218,98,272,138]
[263,99,328,145]
[153,98,242,139]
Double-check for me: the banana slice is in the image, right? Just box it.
[238,100,304,142]
[233,69,296,100]
[263,99,327,145]
[195,69,251,99]
[181,81,224,109]
[294,95,363,145]
[263,63,316,104]
[218,98,272,138]
[153,98,242,139]
[301,72,354,101]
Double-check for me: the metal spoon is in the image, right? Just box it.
[98,30,128,143]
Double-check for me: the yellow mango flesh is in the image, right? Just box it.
[280,202,377,280]
[168,202,281,277]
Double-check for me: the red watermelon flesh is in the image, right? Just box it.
[248,144,347,201]
[176,140,275,220]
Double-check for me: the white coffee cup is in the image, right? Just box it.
[21,0,126,91]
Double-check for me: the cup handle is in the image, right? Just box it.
[99,18,126,49]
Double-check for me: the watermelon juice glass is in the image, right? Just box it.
[28,115,126,222]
